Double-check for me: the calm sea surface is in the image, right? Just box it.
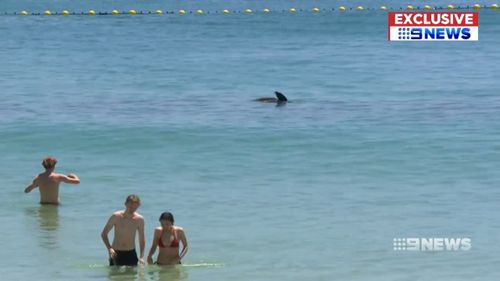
[1,1,500,280]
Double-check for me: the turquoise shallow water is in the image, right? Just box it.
[1,1,500,280]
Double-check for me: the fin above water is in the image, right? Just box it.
[275,91,288,102]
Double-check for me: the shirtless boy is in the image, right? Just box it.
[101,194,145,266]
[24,157,80,204]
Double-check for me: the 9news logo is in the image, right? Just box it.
[388,12,478,41]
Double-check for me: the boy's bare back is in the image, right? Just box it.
[24,157,80,204]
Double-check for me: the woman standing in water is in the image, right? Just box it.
[147,212,188,265]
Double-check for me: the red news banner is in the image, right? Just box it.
[388,12,479,41]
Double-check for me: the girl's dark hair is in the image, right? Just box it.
[159,212,174,224]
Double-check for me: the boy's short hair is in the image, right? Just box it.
[125,194,141,205]
[42,157,57,170]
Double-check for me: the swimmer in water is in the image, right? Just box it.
[147,212,188,265]
[24,156,80,204]
[101,194,146,266]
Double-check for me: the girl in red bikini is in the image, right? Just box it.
[147,212,188,265]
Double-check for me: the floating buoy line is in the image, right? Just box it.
[7,4,500,17]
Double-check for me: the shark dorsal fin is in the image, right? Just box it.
[275,91,288,102]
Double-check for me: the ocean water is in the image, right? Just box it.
[1,1,500,280]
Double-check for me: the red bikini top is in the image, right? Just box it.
[158,228,179,248]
